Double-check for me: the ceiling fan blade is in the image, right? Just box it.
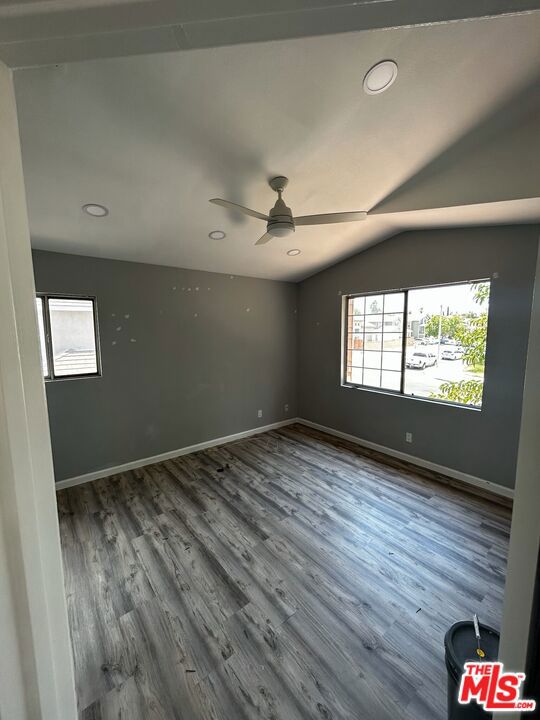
[294,211,368,226]
[209,198,269,221]
[255,232,272,246]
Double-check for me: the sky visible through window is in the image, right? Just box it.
[408,282,484,316]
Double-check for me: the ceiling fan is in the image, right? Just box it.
[210,176,368,245]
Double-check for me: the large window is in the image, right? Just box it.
[343,280,490,408]
[36,295,101,380]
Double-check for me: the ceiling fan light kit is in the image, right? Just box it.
[210,176,367,246]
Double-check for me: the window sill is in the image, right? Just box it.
[340,382,482,412]
[45,373,102,383]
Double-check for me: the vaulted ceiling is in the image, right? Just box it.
[10,3,540,280]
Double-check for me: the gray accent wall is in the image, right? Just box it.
[33,250,297,481]
[297,225,539,489]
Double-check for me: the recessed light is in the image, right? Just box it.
[287,249,301,256]
[83,203,108,217]
[363,60,398,95]
[209,230,226,240]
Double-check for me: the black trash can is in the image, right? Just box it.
[444,621,500,719]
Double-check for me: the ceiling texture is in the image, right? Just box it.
[7,1,540,280]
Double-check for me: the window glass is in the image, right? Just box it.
[382,313,404,330]
[363,350,382,369]
[365,296,384,314]
[382,352,402,371]
[364,331,382,351]
[343,281,490,408]
[351,296,365,315]
[347,367,363,384]
[347,333,364,349]
[404,281,490,407]
[381,370,401,391]
[48,297,99,377]
[384,292,405,314]
[343,291,405,392]
[363,368,381,388]
[382,332,402,351]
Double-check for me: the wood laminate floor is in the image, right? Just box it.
[57,423,511,720]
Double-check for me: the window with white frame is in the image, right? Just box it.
[35,295,101,380]
[343,280,490,408]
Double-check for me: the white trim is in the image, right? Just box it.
[57,416,514,501]
[0,62,77,720]
[298,418,514,500]
[55,418,299,490]
[500,239,540,673]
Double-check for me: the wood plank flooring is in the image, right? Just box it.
[57,423,511,719]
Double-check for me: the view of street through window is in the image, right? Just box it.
[345,280,490,407]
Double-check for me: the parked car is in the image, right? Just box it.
[442,348,463,360]
[406,351,438,369]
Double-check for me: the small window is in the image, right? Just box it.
[35,295,101,380]
[343,280,490,408]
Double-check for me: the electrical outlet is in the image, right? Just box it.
[405,432,413,443]
[257,409,263,418]
[284,403,289,413]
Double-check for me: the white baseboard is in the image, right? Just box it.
[55,418,299,490]
[56,416,514,501]
[297,418,514,500]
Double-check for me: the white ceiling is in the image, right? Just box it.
[14,11,540,281]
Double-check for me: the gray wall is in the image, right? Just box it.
[33,250,298,481]
[34,225,538,488]
[297,225,539,489]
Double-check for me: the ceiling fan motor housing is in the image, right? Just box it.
[209,174,367,245]
[267,197,295,237]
